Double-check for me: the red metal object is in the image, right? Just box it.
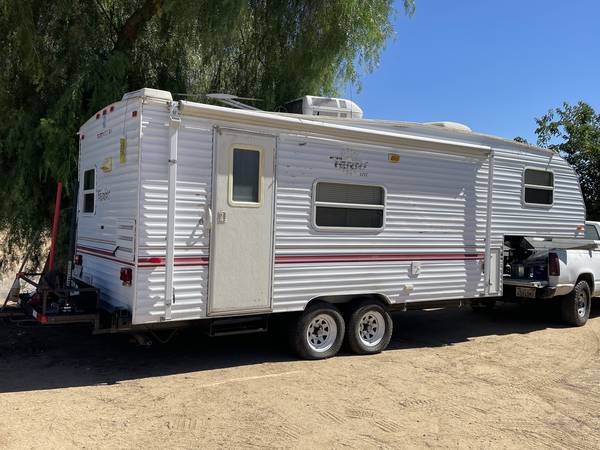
[48,181,62,273]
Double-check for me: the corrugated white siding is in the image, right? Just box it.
[134,102,212,324]
[76,98,141,309]
[491,146,585,242]
[272,135,489,312]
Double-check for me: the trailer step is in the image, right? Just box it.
[209,317,268,337]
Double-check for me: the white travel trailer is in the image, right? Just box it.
[72,88,586,358]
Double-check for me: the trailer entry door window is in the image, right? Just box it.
[314,182,384,229]
[231,148,261,205]
[523,169,554,206]
[83,169,95,213]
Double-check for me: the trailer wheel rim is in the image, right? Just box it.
[306,314,338,353]
[576,290,588,318]
[357,310,386,347]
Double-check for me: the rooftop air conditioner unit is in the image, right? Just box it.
[283,95,363,119]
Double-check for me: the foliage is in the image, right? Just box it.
[535,102,600,220]
[0,0,415,271]
[513,136,529,144]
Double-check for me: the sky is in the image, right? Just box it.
[344,0,600,143]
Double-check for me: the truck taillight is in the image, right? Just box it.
[74,254,82,266]
[549,252,560,276]
[120,267,132,286]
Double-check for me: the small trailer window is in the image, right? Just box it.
[313,182,385,230]
[523,169,553,206]
[230,148,261,205]
[82,169,95,213]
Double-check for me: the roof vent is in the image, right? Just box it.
[282,96,363,119]
[424,121,472,132]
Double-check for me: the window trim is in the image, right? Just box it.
[81,167,96,215]
[311,179,386,233]
[227,143,264,208]
[521,167,554,208]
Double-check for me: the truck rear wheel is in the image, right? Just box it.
[291,303,345,360]
[560,280,591,327]
[346,301,393,355]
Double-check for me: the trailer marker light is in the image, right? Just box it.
[96,113,100,119]
[132,110,138,117]
[74,255,82,266]
[110,105,114,112]
[549,252,560,277]
[120,267,133,286]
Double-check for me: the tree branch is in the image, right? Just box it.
[114,0,165,53]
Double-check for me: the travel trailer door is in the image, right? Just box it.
[208,129,276,315]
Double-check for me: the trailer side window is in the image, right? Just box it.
[230,148,261,205]
[83,169,95,213]
[313,182,385,230]
[523,169,553,206]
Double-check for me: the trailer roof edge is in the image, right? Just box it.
[178,101,492,156]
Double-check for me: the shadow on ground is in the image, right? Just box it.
[0,301,598,393]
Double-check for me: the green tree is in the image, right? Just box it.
[513,136,529,144]
[0,0,415,271]
[535,102,600,220]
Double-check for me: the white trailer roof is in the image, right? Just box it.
[113,88,552,157]
[178,100,492,156]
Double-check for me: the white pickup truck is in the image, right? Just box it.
[502,221,600,326]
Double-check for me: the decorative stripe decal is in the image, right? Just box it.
[76,245,484,268]
[76,246,136,267]
[76,245,208,267]
[274,253,485,264]
[138,256,209,267]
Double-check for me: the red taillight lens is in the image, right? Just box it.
[549,252,560,276]
[74,254,82,265]
[120,267,132,286]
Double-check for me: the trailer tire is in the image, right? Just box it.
[291,303,345,360]
[346,301,393,355]
[560,280,591,327]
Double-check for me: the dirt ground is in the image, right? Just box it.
[0,300,599,449]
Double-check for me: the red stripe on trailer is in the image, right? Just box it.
[75,246,209,267]
[76,246,135,266]
[274,253,485,264]
[76,245,484,267]
[138,256,209,267]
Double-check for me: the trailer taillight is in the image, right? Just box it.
[74,254,82,266]
[549,252,560,277]
[120,267,132,286]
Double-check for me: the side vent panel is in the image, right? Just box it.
[116,218,136,262]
